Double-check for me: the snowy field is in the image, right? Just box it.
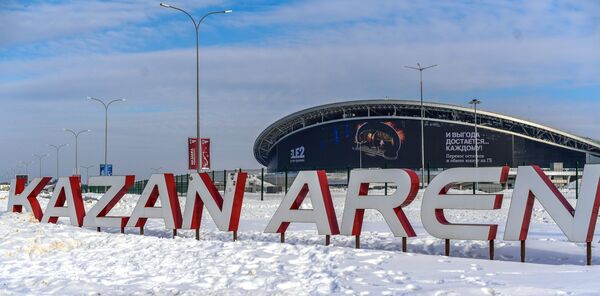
[1,188,599,295]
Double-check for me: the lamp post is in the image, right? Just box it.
[81,165,94,186]
[160,3,232,173]
[469,99,481,168]
[8,168,17,179]
[64,129,91,175]
[88,97,125,175]
[33,154,47,178]
[48,144,67,180]
[405,63,437,188]
[20,160,32,176]
[15,164,24,175]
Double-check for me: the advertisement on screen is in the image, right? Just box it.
[276,119,512,170]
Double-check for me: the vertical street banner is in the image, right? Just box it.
[201,138,210,170]
[188,138,198,170]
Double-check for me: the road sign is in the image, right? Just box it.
[100,164,113,176]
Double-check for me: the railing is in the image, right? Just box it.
[79,164,583,198]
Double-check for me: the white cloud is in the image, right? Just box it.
[0,0,226,47]
[1,0,599,180]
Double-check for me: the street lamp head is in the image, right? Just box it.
[160,3,171,8]
[224,9,233,13]
[469,99,481,105]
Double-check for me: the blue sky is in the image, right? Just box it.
[1,0,599,180]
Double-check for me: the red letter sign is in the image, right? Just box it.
[41,176,86,226]
[340,169,419,237]
[421,166,508,241]
[8,176,51,221]
[182,172,247,232]
[127,174,182,230]
[264,171,339,235]
[504,165,600,242]
[83,175,135,229]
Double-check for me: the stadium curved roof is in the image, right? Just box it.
[254,99,600,166]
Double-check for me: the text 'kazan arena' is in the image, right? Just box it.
[254,100,600,172]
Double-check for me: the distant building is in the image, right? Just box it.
[254,100,600,172]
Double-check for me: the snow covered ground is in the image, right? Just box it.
[1,188,599,295]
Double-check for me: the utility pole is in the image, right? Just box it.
[81,165,94,186]
[20,160,32,176]
[33,154,47,178]
[469,99,481,168]
[469,99,481,193]
[88,97,125,175]
[405,63,438,188]
[64,129,91,175]
[48,144,68,181]
[160,3,232,173]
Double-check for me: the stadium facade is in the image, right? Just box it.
[254,100,600,172]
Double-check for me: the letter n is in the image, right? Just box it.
[182,172,247,231]
[504,165,600,242]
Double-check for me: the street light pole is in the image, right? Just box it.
[48,144,67,180]
[33,154,47,178]
[359,143,362,168]
[81,165,94,186]
[88,97,125,175]
[15,164,24,175]
[160,3,232,173]
[64,129,91,175]
[405,63,437,188]
[20,160,32,176]
[469,99,481,168]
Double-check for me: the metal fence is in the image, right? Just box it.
[79,164,584,198]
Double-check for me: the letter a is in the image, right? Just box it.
[265,170,339,235]
[127,174,182,230]
[41,176,86,226]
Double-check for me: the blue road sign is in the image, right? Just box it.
[100,164,113,176]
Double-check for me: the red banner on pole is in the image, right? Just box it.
[188,138,198,170]
[201,138,210,170]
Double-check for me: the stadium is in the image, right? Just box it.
[254,99,600,172]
